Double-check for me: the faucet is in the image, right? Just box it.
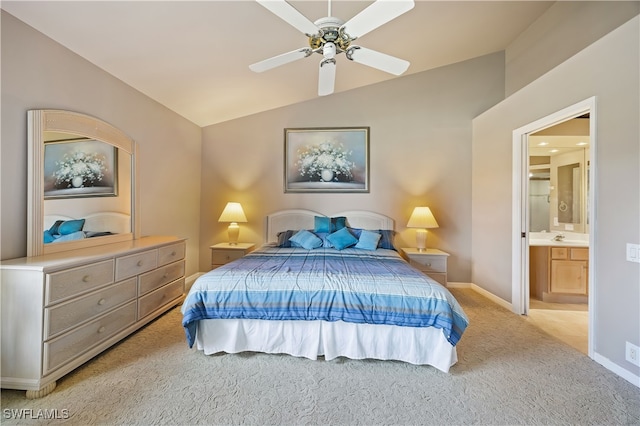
[553,233,565,241]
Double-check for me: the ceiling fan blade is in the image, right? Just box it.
[318,42,336,96]
[318,59,336,96]
[346,46,409,75]
[342,0,415,38]
[256,0,319,35]
[249,48,312,73]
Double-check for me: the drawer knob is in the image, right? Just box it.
[171,251,176,256]
[97,326,106,334]
[137,260,143,267]
[426,263,432,267]
[82,275,91,282]
[163,273,169,279]
[98,298,106,306]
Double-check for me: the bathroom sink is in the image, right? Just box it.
[529,238,588,247]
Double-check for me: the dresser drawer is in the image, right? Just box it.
[45,278,137,340]
[408,256,447,273]
[43,301,136,376]
[138,261,185,296]
[46,260,115,305]
[115,249,157,281]
[211,249,245,265]
[158,242,186,267]
[138,279,184,319]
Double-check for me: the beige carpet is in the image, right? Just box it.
[2,289,639,425]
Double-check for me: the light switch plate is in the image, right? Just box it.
[627,243,640,263]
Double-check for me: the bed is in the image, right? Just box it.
[181,209,468,372]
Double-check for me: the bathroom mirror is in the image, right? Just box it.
[27,110,139,256]
[528,115,590,234]
[557,162,581,224]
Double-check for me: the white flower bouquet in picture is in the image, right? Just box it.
[53,151,108,188]
[296,142,355,182]
[284,127,370,193]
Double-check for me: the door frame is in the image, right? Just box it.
[511,96,596,358]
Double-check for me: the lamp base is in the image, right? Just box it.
[227,223,240,245]
[415,228,427,252]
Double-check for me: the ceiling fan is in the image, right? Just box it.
[249,0,415,96]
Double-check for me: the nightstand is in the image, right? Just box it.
[401,248,450,286]
[210,243,255,270]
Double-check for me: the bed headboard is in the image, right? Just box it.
[44,212,131,234]
[265,209,395,243]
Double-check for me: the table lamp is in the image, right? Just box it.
[407,206,439,252]
[218,202,247,245]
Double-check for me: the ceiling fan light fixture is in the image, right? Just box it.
[251,0,415,94]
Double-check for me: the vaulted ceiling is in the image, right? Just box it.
[2,1,553,127]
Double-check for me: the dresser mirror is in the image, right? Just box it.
[27,110,139,256]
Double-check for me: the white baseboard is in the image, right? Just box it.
[593,353,640,388]
[449,282,512,311]
[185,272,204,294]
[460,282,639,389]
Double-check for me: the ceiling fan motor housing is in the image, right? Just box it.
[309,17,352,52]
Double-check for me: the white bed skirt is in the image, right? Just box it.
[195,319,457,373]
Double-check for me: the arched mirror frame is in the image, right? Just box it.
[27,109,140,257]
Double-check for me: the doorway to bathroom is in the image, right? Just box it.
[511,97,596,358]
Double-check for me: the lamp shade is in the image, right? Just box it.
[218,202,247,223]
[407,207,439,229]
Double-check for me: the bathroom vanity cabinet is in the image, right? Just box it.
[530,245,588,304]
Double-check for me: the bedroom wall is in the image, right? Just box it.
[504,1,640,96]
[0,11,203,277]
[199,52,506,280]
[472,16,639,378]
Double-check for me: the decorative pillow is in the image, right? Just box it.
[57,219,85,236]
[326,227,358,250]
[314,216,347,233]
[53,230,86,242]
[378,229,397,250]
[355,229,382,251]
[314,216,331,233]
[331,216,347,232]
[289,229,323,250]
[348,228,396,250]
[277,230,298,247]
[48,220,64,235]
[43,230,56,244]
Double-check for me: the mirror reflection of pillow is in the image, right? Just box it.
[57,219,85,235]
[52,231,86,243]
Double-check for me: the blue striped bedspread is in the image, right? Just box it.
[181,246,469,347]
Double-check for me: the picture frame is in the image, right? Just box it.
[284,127,370,193]
[44,138,118,199]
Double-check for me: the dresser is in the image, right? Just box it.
[401,248,450,286]
[1,236,186,398]
[210,243,255,270]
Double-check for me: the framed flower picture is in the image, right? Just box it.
[44,138,118,199]
[284,127,369,193]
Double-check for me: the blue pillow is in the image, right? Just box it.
[332,216,347,232]
[48,220,64,235]
[326,227,358,250]
[355,230,382,251]
[289,229,323,250]
[53,230,86,242]
[314,216,347,233]
[314,216,331,233]
[378,229,396,250]
[348,228,396,250]
[277,230,298,247]
[43,230,56,243]
[57,219,85,235]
